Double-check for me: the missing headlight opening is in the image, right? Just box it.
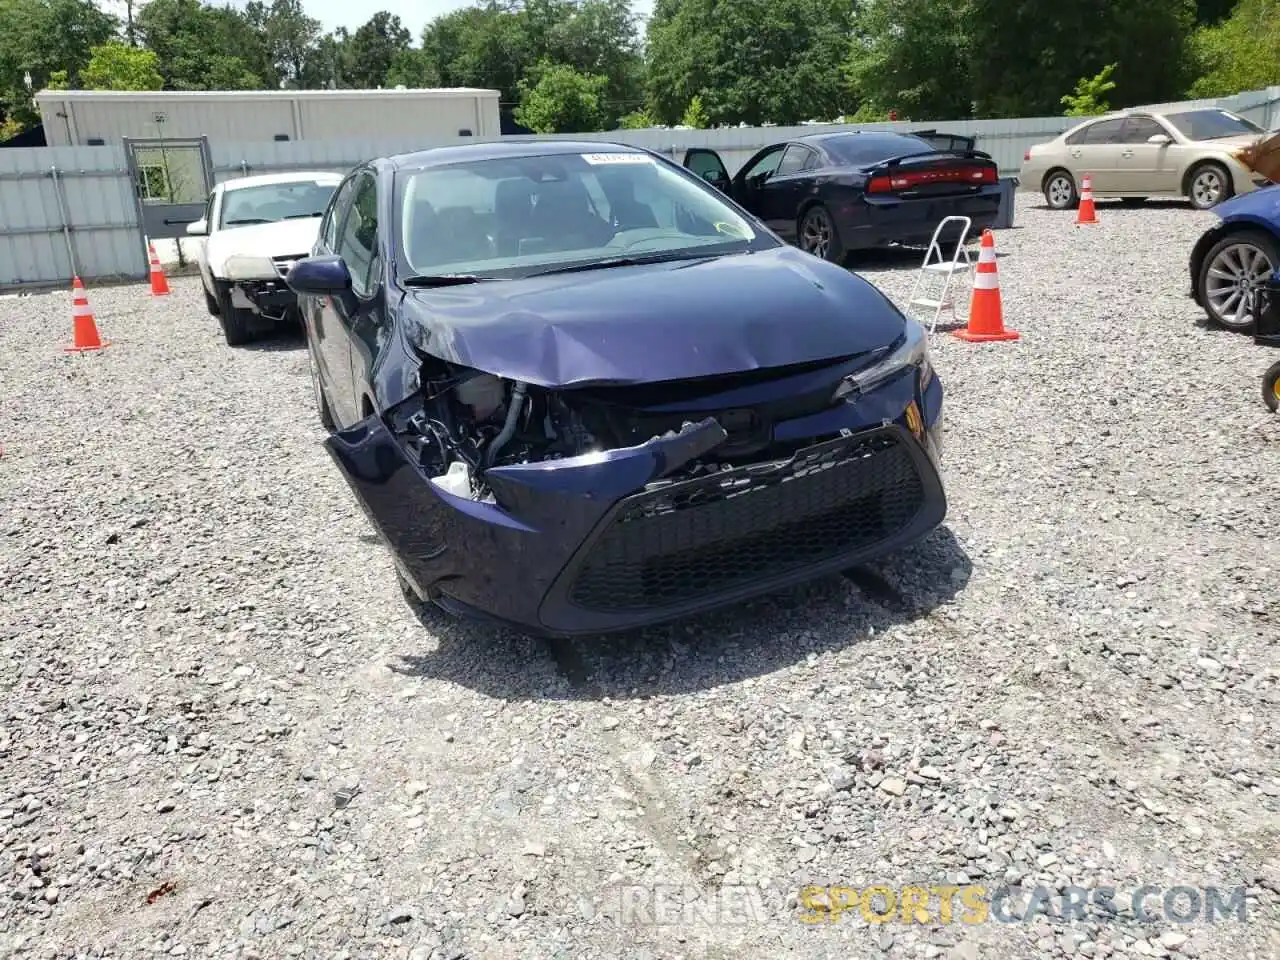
[392,354,924,506]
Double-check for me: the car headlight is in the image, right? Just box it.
[833,317,933,401]
[222,254,277,280]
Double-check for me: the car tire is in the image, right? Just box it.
[797,204,845,264]
[1187,162,1233,210]
[307,344,336,431]
[1196,229,1280,332]
[216,286,254,347]
[1042,170,1078,210]
[202,282,219,316]
[1264,360,1280,413]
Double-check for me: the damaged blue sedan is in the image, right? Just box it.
[287,140,947,637]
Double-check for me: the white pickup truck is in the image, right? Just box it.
[186,171,343,346]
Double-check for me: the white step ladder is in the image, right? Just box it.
[906,216,974,332]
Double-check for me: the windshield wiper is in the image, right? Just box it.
[224,218,271,226]
[527,251,730,278]
[401,273,500,287]
[284,212,324,220]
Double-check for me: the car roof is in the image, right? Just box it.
[383,139,653,172]
[221,171,345,191]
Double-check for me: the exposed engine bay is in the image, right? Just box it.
[386,357,858,503]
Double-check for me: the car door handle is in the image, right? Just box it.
[1121,149,1134,158]
[1070,150,1082,158]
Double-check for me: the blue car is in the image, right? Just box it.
[1190,183,1280,331]
[682,131,1003,262]
[287,139,946,637]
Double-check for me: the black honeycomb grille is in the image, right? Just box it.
[566,429,925,613]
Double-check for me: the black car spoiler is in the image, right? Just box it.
[870,148,997,171]
[907,129,978,153]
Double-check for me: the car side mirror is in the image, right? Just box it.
[186,219,207,236]
[1148,134,1172,145]
[287,254,352,297]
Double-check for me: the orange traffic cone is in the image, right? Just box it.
[65,276,110,353]
[1076,174,1099,225]
[953,230,1020,343]
[147,242,171,296]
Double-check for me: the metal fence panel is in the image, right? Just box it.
[0,145,146,289]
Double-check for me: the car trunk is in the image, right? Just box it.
[864,152,1000,200]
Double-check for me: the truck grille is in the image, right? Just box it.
[565,428,926,613]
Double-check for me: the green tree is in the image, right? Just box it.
[1061,63,1117,116]
[420,0,641,124]
[679,94,708,127]
[514,60,608,132]
[82,40,165,90]
[386,47,439,87]
[645,0,854,126]
[137,0,265,89]
[617,106,654,128]
[0,0,117,126]
[844,0,974,121]
[968,0,1196,117]
[1187,0,1280,97]
[342,11,410,88]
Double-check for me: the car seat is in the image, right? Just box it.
[493,179,535,257]
[529,178,613,251]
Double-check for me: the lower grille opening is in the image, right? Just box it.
[566,430,925,613]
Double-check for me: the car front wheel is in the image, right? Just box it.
[216,285,254,346]
[1197,230,1280,331]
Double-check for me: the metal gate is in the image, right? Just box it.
[123,135,213,255]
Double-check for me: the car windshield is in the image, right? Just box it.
[219,180,338,227]
[395,151,769,280]
[1163,109,1265,141]
[821,134,936,166]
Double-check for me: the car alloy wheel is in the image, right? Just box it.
[800,207,833,260]
[1190,166,1227,209]
[1044,173,1076,210]
[1204,240,1276,330]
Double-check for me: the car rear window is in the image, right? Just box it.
[822,134,937,166]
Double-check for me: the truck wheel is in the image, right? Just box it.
[216,286,254,347]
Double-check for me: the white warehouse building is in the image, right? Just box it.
[34,87,503,147]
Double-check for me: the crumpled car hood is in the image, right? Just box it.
[400,246,907,387]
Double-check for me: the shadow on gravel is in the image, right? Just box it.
[389,525,972,701]
[240,325,307,352]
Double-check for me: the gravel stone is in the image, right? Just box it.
[1,197,1276,958]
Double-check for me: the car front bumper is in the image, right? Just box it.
[325,369,947,638]
[226,277,299,320]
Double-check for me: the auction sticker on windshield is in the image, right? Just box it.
[582,153,653,164]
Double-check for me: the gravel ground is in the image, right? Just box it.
[1,195,1278,960]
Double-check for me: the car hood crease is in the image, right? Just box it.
[399,247,906,387]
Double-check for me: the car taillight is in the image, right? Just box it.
[866,165,998,193]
